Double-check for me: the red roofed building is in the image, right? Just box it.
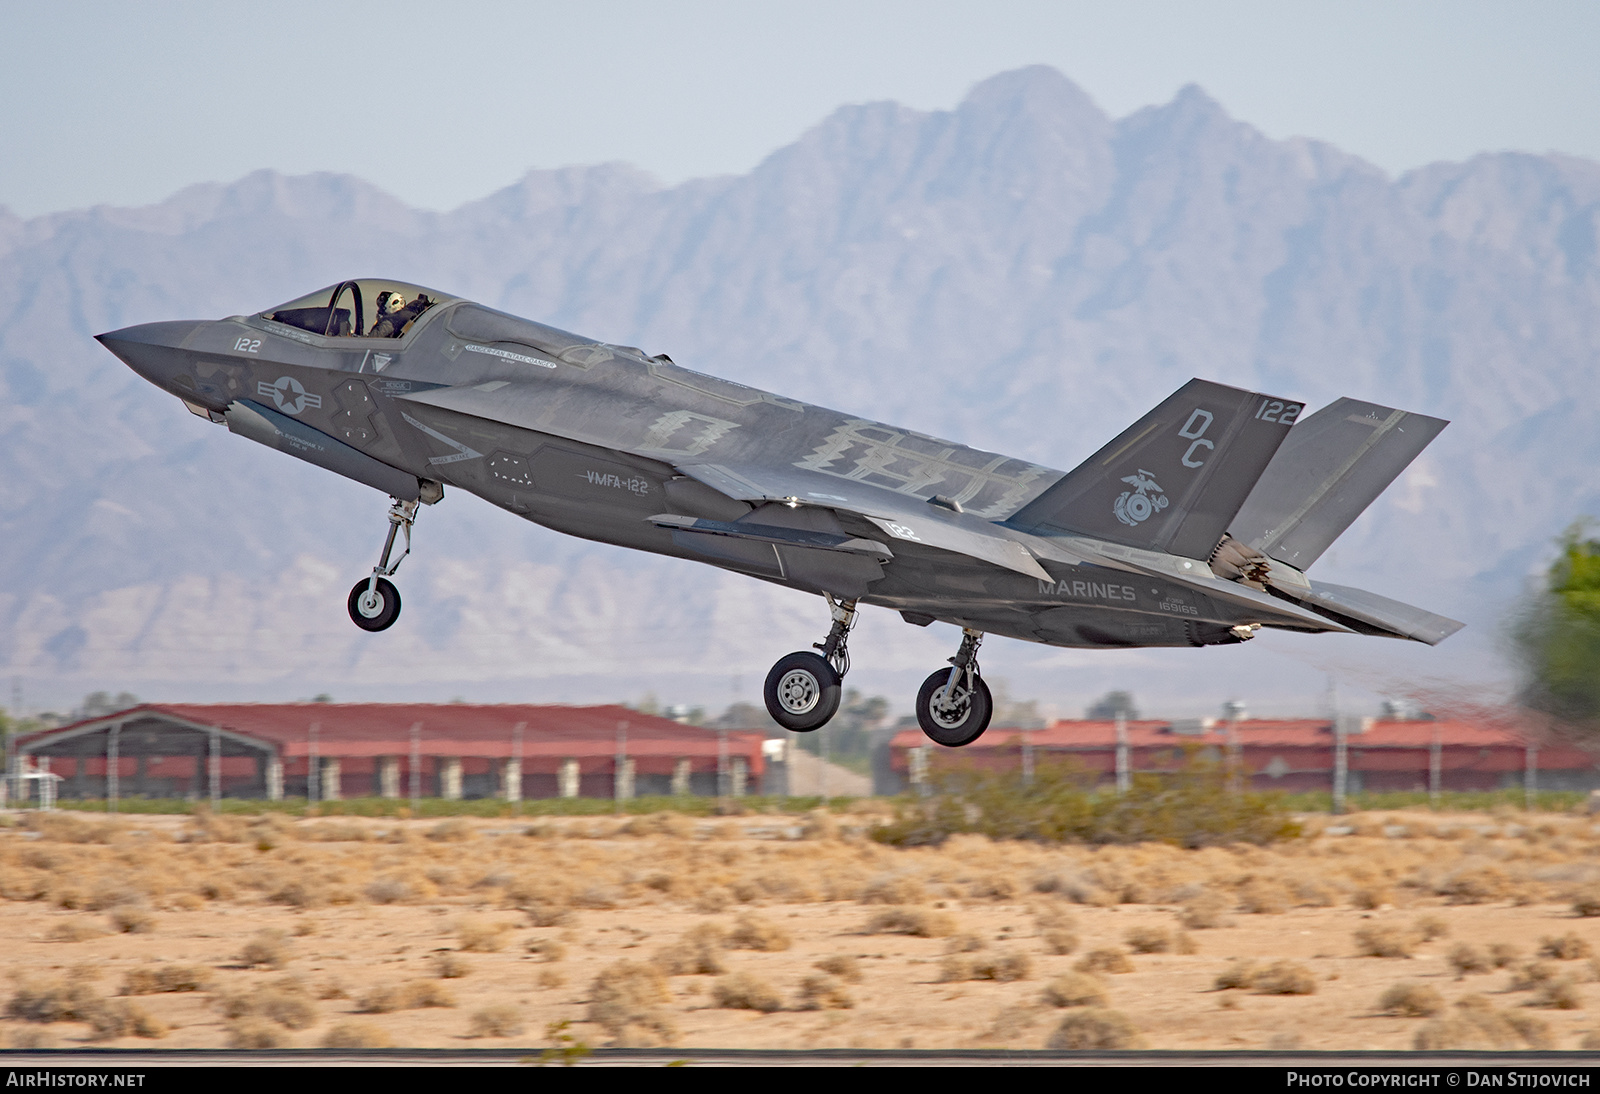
[10,704,765,803]
[882,718,1600,796]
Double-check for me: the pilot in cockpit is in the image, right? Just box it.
[368,291,434,338]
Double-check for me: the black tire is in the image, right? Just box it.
[763,652,842,732]
[916,668,993,747]
[347,577,401,632]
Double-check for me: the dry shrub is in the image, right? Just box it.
[728,913,792,952]
[1531,977,1584,1010]
[968,873,1020,901]
[1354,925,1415,958]
[526,937,567,963]
[1414,915,1450,942]
[814,955,862,983]
[321,1022,392,1048]
[712,972,784,1012]
[86,1000,167,1041]
[1489,942,1522,969]
[865,906,956,938]
[693,886,735,914]
[456,919,512,953]
[619,813,695,839]
[7,1029,55,1049]
[1075,948,1133,975]
[507,878,573,927]
[1214,960,1257,991]
[1042,929,1079,955]
[1540,933,1593,960]
[1254,961,1317,995]
[1438,865,1513,904]
[1378,982,1444,1016]
[1046,1008,1145,1049]
[431,952,472,979]
[941,950,1033,983]
[1415,995,1553,1049]
[1449,944,1490,977]
[468,1005,526,1038]
[1352,886,1393,911]
[7,975,101,1022]
[798,974,853,1010]
[589,961,677,1045]
[227,1018,289,1049]
[364,876,419,904]
[1572,888,1600,918]
[240,929,293,968]
[1180,889,1230,929]
[120,964,214,995]
[860,874,926,905]
[47,921,104,943]
[1236,877,1290,915]
[109,906,155,934]
[537,968,566,990]
[1511,961,1560,992]
[945,932,987,954]
[356,980,456,1013]
[1126,927,1174,954]
[427,819,475,842]
[217,980,319,1029]
[1042,972,1108,1008]
[653,923,727,976]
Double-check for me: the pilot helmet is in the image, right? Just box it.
[376,290,404,315]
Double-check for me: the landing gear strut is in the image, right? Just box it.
[915,628,992,747]
[763,596,856,732]
[347,497,417,632]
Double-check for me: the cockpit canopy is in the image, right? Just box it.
[260,280,458,339]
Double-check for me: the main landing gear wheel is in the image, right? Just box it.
[916,627,992,747]
[348,577,401,632]
[764,652,842,732]
[916,669,992,747]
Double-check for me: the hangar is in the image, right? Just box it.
[9,703,767,805]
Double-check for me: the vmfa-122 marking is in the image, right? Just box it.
[98,278,1462,747]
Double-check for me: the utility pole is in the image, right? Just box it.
[512,721,524,816]
[1330,680,1347,815]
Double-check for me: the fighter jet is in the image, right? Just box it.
[97,279,1462,747]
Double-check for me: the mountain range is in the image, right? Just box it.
[3,66,1597,721]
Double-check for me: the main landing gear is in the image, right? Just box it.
[347,497,417,632]
[762,602,994,747]
[915,628,992,747]
[763,596,856,732]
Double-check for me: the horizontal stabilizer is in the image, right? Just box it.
[1299,580,1464,645]
[1007,379,1303,559]
[1229,398,1447,569]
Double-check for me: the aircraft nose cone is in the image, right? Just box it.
[96,320,201,387]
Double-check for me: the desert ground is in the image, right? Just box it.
[4,806,1600,1052]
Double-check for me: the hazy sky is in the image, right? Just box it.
[3,0,1597,217]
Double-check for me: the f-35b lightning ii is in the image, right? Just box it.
[98,279,1462,747]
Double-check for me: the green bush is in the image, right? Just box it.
[873,754,1300,848]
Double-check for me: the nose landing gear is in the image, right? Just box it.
[915,628,992,747]
[347,497,417,632]
[763,596,856,732]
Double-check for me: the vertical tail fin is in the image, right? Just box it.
[1228,398,1447,569]
[1007,379,1303,558]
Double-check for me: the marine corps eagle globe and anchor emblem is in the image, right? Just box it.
[1113,469,1168,527]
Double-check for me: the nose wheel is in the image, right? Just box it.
[346,497,418,633]
[915,628,992,747]
[763,596,855,732]
[348,577,401,632]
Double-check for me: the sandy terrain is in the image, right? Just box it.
[3,807,1600,1052]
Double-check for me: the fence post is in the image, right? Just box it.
[209,726,221,811]
[409,722,422,815]
[1332,717,1348,815]
[1115,713,1130,795]
[108,722,120,813]
[1429,725,1442,809]
[1526,744,1538,811]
